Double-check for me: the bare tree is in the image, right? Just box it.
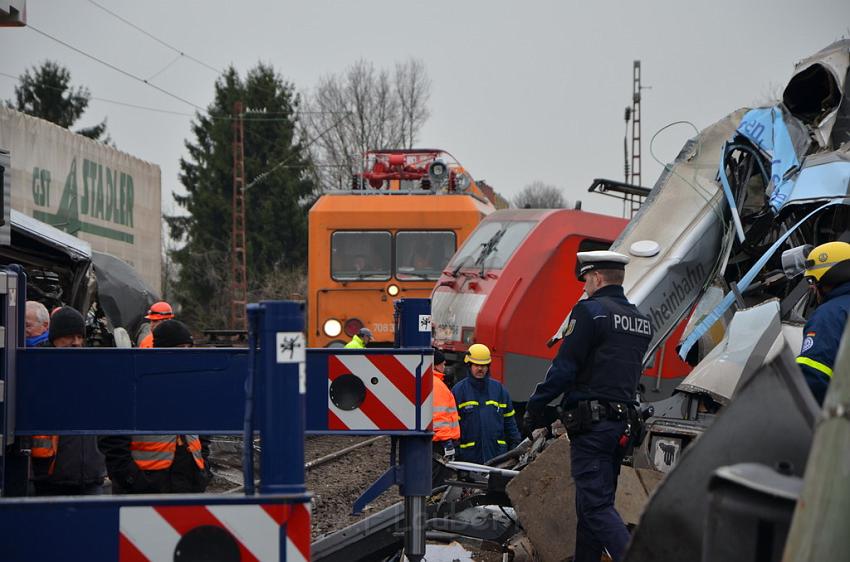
[513,181,567,209]
[395,59,431,148]
[302,58,431,190]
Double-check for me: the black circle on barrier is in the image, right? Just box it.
[370,377,379,385]
[330,373,367,411]
[173,525,240,561]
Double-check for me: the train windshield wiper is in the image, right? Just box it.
[475,227,506,277]
[450,246,481,277]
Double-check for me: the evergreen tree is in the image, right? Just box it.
[10,60,111,143]
[167,64,315,328]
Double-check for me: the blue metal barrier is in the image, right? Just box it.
[2,280,312,561]
[0,271,435,561]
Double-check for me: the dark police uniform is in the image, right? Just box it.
[527,283,651,562]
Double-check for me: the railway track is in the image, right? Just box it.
[208,435,399,537]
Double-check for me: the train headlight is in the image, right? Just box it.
[387,284,400,296]
[323,319,342,337]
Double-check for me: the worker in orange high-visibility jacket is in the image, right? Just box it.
[137,301,175,348]
[432,349,460,485]
[100,321,211,493]
[31,307,107,496]
[432,350,460,445]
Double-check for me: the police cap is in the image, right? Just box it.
[576,250,630,281]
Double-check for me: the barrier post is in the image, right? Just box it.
[258,300,307,495]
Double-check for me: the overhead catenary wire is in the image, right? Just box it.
[1,71,340,122]
[26,23,206,111]
[245,111,353,190]
[145,53,184,82]
[648,119,727,226]
[84,0,221,75]
[0,71,195,116]
[79,1,322,110]
[9,8,349,123]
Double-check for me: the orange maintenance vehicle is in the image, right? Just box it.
[308,149,495,347]
[431,208,692,406]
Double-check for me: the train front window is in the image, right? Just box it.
[573,238,613,278]
[331,231,392,281]
[396,231,456,280]
[449,221,535,271]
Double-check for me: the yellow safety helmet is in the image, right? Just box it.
[464,343,492,365]
[804,241,850,285]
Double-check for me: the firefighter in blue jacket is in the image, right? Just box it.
[451,343,522,464]
[796,241,850,405]
[524,250,651,562]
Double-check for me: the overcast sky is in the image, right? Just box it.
[2,1,849,218]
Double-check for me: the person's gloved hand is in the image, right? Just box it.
[443,440,456,463]
[522,409,545,438]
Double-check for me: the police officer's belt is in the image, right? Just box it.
[560,400,636,434]
[591,400,632,421]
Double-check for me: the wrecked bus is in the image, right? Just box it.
[431,208,693,405]
[307,150,495,347]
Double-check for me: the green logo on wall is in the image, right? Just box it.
[32,158,135,244]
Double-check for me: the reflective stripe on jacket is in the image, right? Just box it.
[451,373,521,464]
[31,436,106,486]
[131,435,205,471]
[31,435,59,459]
[796,281,850,404]
[31,435,59,475]
[432,370,460,442]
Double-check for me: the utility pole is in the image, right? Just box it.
[618,60,645,218]
[623,106,632,183]
[630,60,642,189]
[231,101,248,331]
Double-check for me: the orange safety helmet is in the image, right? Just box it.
[145,301,175,321]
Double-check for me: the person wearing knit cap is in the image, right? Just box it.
[48,306,86,347]
[31,306,107,495]
[153,320,194,348]
[100,319,211,494]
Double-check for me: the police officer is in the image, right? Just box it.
[524,250,651,562]
[796,241,850,405]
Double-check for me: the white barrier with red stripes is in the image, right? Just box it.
[119,502,310,562]
[328,353,433,431]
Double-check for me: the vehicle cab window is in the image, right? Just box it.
[449,221,535,271]
[396,231,456,280]
[331,231,391,281]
